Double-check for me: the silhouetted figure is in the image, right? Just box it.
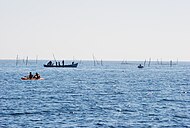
[47,61,52,66]
[58,62,60,66]
[72,62,74,65]
[34,72,40,79]
[29,72,33,79]
[62,60,64,66]
[56,62,57,66]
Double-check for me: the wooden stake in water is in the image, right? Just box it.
[144,59,146,67]
[36,55,38,64]
[170,60,172,67]
[148,58,151,67]
[26,56,28,66]
[157,59,159,65]
[161,58,163,65]
[16,55,19,66]
[92,54,96,66]
[23,58,25,64]
[101,59,103,66]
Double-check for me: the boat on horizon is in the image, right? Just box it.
[43,61,78,68]
[138,64,144,68]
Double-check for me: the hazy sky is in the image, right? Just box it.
[0,0,190,61]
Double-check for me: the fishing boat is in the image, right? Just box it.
[43,61,78,68]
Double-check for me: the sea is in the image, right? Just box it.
[0,60,190,128]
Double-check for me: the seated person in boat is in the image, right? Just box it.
[47,61,53,66]
[33,72,40,79]
[29,72,33,79]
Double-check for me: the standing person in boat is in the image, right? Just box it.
[29,72,33,79]
[62,60,64,66]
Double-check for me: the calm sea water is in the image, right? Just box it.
[0,60,190,128]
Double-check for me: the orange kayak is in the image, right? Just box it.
[21,77,44,80]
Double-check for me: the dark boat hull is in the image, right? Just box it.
[44,63,78,68]
[138,66,144,68]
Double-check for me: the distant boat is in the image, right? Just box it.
[138,64,144,68]
[44,61,78,68]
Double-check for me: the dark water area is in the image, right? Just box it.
[0,60,190,127]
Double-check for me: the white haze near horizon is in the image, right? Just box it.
[0,0,190,61]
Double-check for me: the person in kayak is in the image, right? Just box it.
[33,72,40,79]
[29,72,33,79]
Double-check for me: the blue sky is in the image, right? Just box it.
[0,0,190,61]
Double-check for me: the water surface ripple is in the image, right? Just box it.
[0,60,190,127]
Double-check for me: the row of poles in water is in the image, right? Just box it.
[121,58,178,67]
[16,54,178,67]
[16,55,38,66]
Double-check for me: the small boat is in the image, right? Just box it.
[21,77,44,80]
[44,61,78,68]
[138,64,144,68]
[21,72,43,80]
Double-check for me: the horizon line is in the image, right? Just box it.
[0,58,190,62]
